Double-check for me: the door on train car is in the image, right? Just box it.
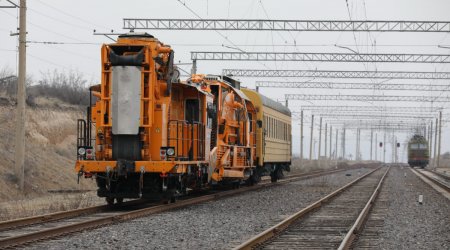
[185,99,200,123]
[185,99,200,161]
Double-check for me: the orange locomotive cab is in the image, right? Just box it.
[75,33,211,204]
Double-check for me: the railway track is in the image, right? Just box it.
[410,167,450,193]
[235,165,390,250]
[0,166,366,249]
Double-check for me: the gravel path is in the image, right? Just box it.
[355,165,450,250]
[23,167,372,250]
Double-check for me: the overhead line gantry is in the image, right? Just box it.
[285,94,449,102]
[289,105,444,113]
[191,51,450,63]
[313,113,436,119]
[297,111,440,117]
[223,69,450,79]
[123,19,450,32]
[255,81,450,92]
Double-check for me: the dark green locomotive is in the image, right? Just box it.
[407,134,429,168]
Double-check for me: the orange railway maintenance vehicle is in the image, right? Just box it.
[75,33,291,204]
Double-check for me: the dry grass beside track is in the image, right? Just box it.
[289,157,378,173]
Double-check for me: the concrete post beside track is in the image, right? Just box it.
[300,110,303,166]
[429,120,433,158]
[14,0,26,191]
[370,129,373,161]
[434,118,438,168]
[342,129,346,160]
[309,115,314,160]
[375,133,378,161]
[335,128,338,160]
[437,111,442,168]
[324,123,327,159]
[383,132,386,163]
[355,129,359,161]
[329,125,332,159]
[318,117,322,160]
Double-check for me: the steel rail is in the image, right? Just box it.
[0,168,350,234]
[0,198,153,232]
[0,204,108,231]
[412,168,450,192]
[429,170,450,181]
[0,166,366,248]
[338,166,391,250]
[234,166,384,250]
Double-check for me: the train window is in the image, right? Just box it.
[411,143,428,149]
[271,117,273,138]
[273,118,275,138]
[275,119,277,139]
[269,117,272,138]
[264,116,266,135]
[288,124,291,142]
[286,123,288,141]
[273,119,277,138]
[279,120,281,140]
[272,118,275,138]
[185,99,200,122]
[277,120,279,139]
[265,116,268,137]
[278,120,280,139]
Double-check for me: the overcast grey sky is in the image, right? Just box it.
[1,0,450,162]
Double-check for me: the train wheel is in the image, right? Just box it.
[106,197,115,206]
[270,172,278,183]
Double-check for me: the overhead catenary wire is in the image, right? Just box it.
[34,0,110,30]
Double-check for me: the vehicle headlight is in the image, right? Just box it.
[78,147,86,155]
[166,147,175,156]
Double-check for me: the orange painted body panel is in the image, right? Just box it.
[75,160,207,174]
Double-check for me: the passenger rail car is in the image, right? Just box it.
[75,33,291,204]
[241,88,292,182]
[407,134,429,168]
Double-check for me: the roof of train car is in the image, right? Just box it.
[409,134,428,143]
[242,88,291,116]
[261,93,291,116]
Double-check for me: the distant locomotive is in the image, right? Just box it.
[407,134,429,168]
[75,33,291,204]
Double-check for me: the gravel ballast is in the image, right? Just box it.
[378,166,449,249]
[23,167,372,250]
[355,165,450,249]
